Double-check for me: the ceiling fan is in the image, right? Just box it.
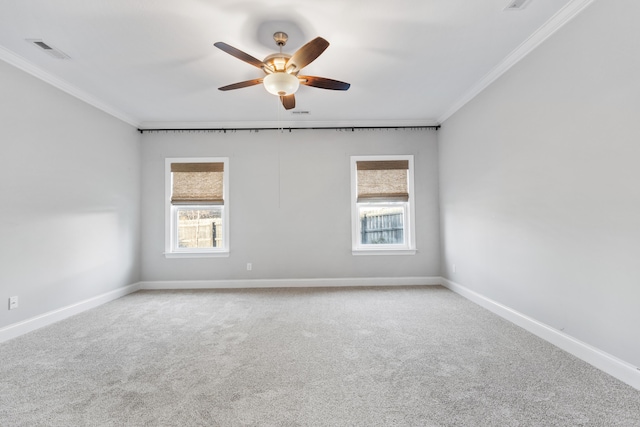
[214,32,350,110]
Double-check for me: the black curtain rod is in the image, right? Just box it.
[137,125,440,134]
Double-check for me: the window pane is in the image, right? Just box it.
[359,205,404,245]
[176,208,223,249]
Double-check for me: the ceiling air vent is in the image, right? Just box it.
[504,0,532,11]
[26,39,70,59]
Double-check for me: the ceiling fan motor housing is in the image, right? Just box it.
[263,53,292,72]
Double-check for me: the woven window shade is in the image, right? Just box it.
[356,160,409,202]
[171,162,224,205]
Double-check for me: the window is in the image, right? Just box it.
[165,158,229,257]
[351,155,416,255]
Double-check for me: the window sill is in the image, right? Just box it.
[164,251,229,259]
[352,249,416,256]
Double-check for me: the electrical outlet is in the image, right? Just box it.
[452,264,456,273]
[247,263,252,271]
[9,296,18,310]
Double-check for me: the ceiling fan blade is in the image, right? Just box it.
[214,42,270,71]
[285,37,330,72]
[280,94,295,110]
[298,76,350,91]
[218,78,263,91]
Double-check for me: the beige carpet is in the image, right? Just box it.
[1,286,639,426]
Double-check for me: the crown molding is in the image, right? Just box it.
[0,45,140,128]
[437,0,597,124]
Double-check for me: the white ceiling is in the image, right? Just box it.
[0,0,591,129]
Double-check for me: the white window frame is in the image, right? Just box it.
[165,157,230,258]
[351,155,416,255]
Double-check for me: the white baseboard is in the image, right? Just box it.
[139,276,441,290]
[7,276,636,390]
[440,277,640,391]
[0,282,141,343]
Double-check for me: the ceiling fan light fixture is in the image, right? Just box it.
[263,72,299,96]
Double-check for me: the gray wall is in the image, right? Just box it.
[0,60,141,329]
[141,129,440,281]
[439,1,640,367]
